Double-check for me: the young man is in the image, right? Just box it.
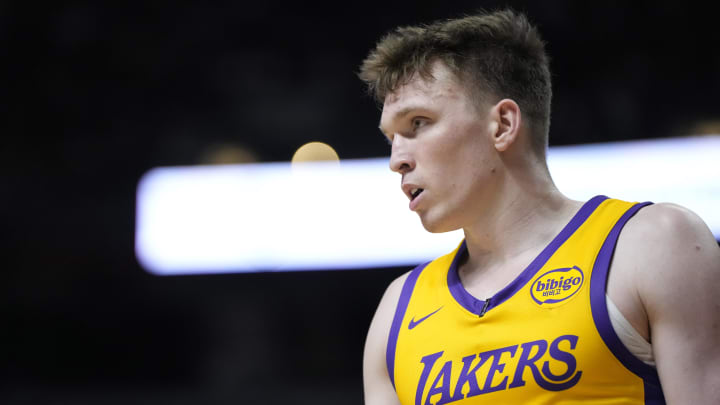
[359,9,720,405]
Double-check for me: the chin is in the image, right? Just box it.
[419,213,460,234]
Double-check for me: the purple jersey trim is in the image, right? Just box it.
[447,195,609,316]
[589,201,666,404]
[386,262,429,390]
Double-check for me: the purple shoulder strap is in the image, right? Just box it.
[386,262,429,389]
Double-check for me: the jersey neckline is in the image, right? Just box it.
[446,195,609,316]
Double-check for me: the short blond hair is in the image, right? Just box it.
[359,9,552,155]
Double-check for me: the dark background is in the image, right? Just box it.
[4,1,719,404]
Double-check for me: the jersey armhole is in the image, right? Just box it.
[386,262,429,390]
[589,201,666,404]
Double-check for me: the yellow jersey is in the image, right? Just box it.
[387,196,665,404]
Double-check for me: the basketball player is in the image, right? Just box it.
[359,9,720,405]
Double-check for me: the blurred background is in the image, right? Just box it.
[3,0,719,403]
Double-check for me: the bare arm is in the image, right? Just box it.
[618,203,720,403]
[363,272,409,405]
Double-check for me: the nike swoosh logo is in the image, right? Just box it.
[408,306,443,330]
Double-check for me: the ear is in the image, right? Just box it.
[491,99,521,152]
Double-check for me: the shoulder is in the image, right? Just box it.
[615,203,720,402]
[366,260,435,344]
[624,202,711,238]
[616,201,720,311]
[365,261,431,351]
[618,202,717,260]
[362,268,417,405]
[368,268,415,335]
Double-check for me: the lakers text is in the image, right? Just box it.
[414,335,582,405]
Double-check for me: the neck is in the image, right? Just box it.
[461,164,582,277]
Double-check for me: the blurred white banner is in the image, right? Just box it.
[135,135,720,275]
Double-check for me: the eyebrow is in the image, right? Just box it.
[378,105,425,136]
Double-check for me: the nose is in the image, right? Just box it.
[389,134,415,174]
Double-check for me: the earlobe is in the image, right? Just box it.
[492,99,521,152]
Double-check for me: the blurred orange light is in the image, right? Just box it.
[291,142,339,164]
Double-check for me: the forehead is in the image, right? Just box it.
[380,63,467,127]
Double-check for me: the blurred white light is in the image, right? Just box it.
[136,135,720,275]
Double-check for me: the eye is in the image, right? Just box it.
[411,117,428,131]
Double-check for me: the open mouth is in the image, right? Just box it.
[410,188,424,201]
